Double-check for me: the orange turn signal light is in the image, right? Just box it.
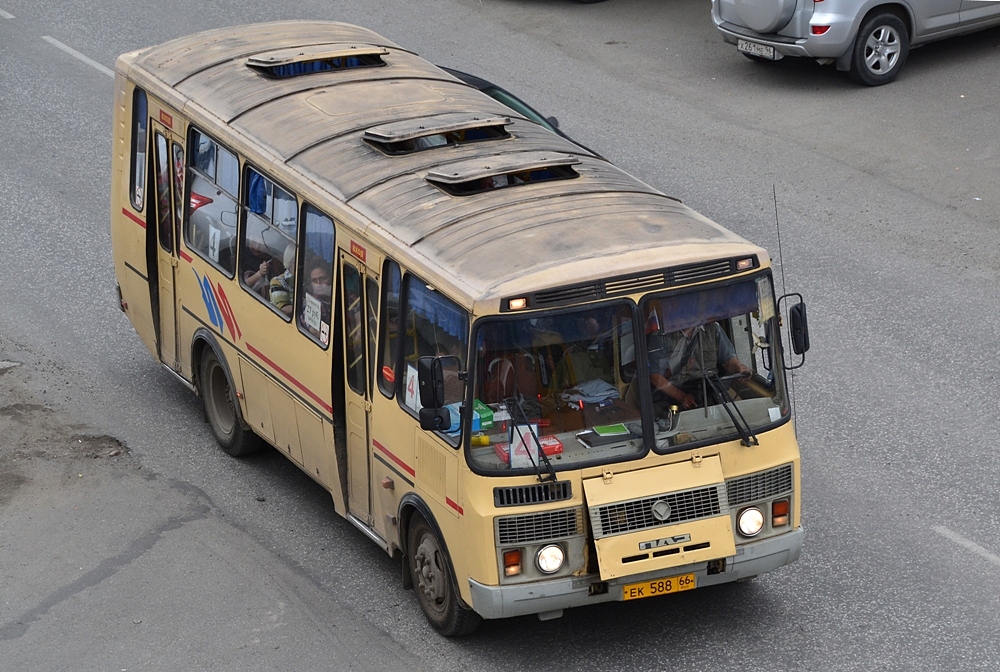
[772,499,790,527]
[503,549,522,576]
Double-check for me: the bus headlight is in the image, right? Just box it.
[536,544,565,574]
[737,507,765,537]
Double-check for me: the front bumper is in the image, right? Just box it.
[468,526,803,620]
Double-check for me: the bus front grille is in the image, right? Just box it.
[726,463,793,506]
[494,481,573,508]
[496,507,584,545]
[589,486,723,539]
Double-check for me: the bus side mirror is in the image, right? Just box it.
[419,406,451,431]
[789,302,810,355]
[417,356,447,408]
[778,293,809,370]
[417,355,459,431]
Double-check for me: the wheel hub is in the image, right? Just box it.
[414,538,446,604]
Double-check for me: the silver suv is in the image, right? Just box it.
[712,0,1000,85]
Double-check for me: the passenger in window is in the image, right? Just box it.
[269,244,296,316]
[649,322,750,411]
[242,239,273,298]
[300,258,333,341]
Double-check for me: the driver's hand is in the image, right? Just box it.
[680,393,697,410]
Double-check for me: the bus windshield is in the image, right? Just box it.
[468,274,788,474]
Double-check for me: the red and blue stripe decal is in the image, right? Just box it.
[193,269,240,340]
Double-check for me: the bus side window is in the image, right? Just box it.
[377,260,401,398]
[239,167,300,319]
[401,276,468,412]
[129,88,147,210]
[296,204,335,346]
[185,127,238,276]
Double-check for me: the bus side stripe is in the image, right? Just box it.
[122,207,145,229]
[372,439,415,477]
[372,451,414,487]
[446,497,464,515]
[245,342,333,414]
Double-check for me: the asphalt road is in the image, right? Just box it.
[1,1,999,670]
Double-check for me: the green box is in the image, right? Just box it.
[473,399,494,430]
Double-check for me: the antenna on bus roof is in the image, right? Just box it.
[773,183,787,299]
[773,183,798,425]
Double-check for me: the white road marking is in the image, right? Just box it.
[41,35,114,78]
[932,525,1000,568]
[0,9,15,19]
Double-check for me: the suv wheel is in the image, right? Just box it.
[850,12,909,86]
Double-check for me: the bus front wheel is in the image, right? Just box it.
[200,349,261,457]
[408,515,481,636]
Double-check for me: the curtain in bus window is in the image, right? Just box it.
[273,190,297,235]
[656,282,758,333]
[407,283,466,340]
[217,148,239,197]
[193,131,214,172]
[248,172,266,214]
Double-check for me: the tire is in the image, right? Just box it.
[200,348,262,457]
[849,12,909,86]
[408,515,481,636]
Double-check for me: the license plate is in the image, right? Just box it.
[623,572,696,601]
[737,39,776,60]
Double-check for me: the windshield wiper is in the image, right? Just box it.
[505,394,557,483]
[705,373,759,447]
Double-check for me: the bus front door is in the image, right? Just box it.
[150,126,184,370]
[340,255,373,527]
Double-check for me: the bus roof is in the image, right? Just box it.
[118,21,767,314]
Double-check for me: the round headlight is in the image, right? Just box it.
[737,507,765,537]
[536,544,565,574]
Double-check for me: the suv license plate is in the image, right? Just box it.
[737,39,776,60]
[623,572,696,600]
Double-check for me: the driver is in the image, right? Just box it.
[649,322,750,411]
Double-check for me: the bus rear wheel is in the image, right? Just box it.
[200,349,261,457]
[408,515,481,636]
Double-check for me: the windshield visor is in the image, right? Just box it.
[468,303,644,474]
[642,275,789,451]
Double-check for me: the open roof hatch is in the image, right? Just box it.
[246,43,388,78]
[365,112,512,154]
[426,151,581,195]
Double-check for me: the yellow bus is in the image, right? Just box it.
[110,21,810,636]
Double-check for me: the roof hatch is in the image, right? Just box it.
[426,151,580,195]
[246,43,388,78]
[365,112,511,154]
